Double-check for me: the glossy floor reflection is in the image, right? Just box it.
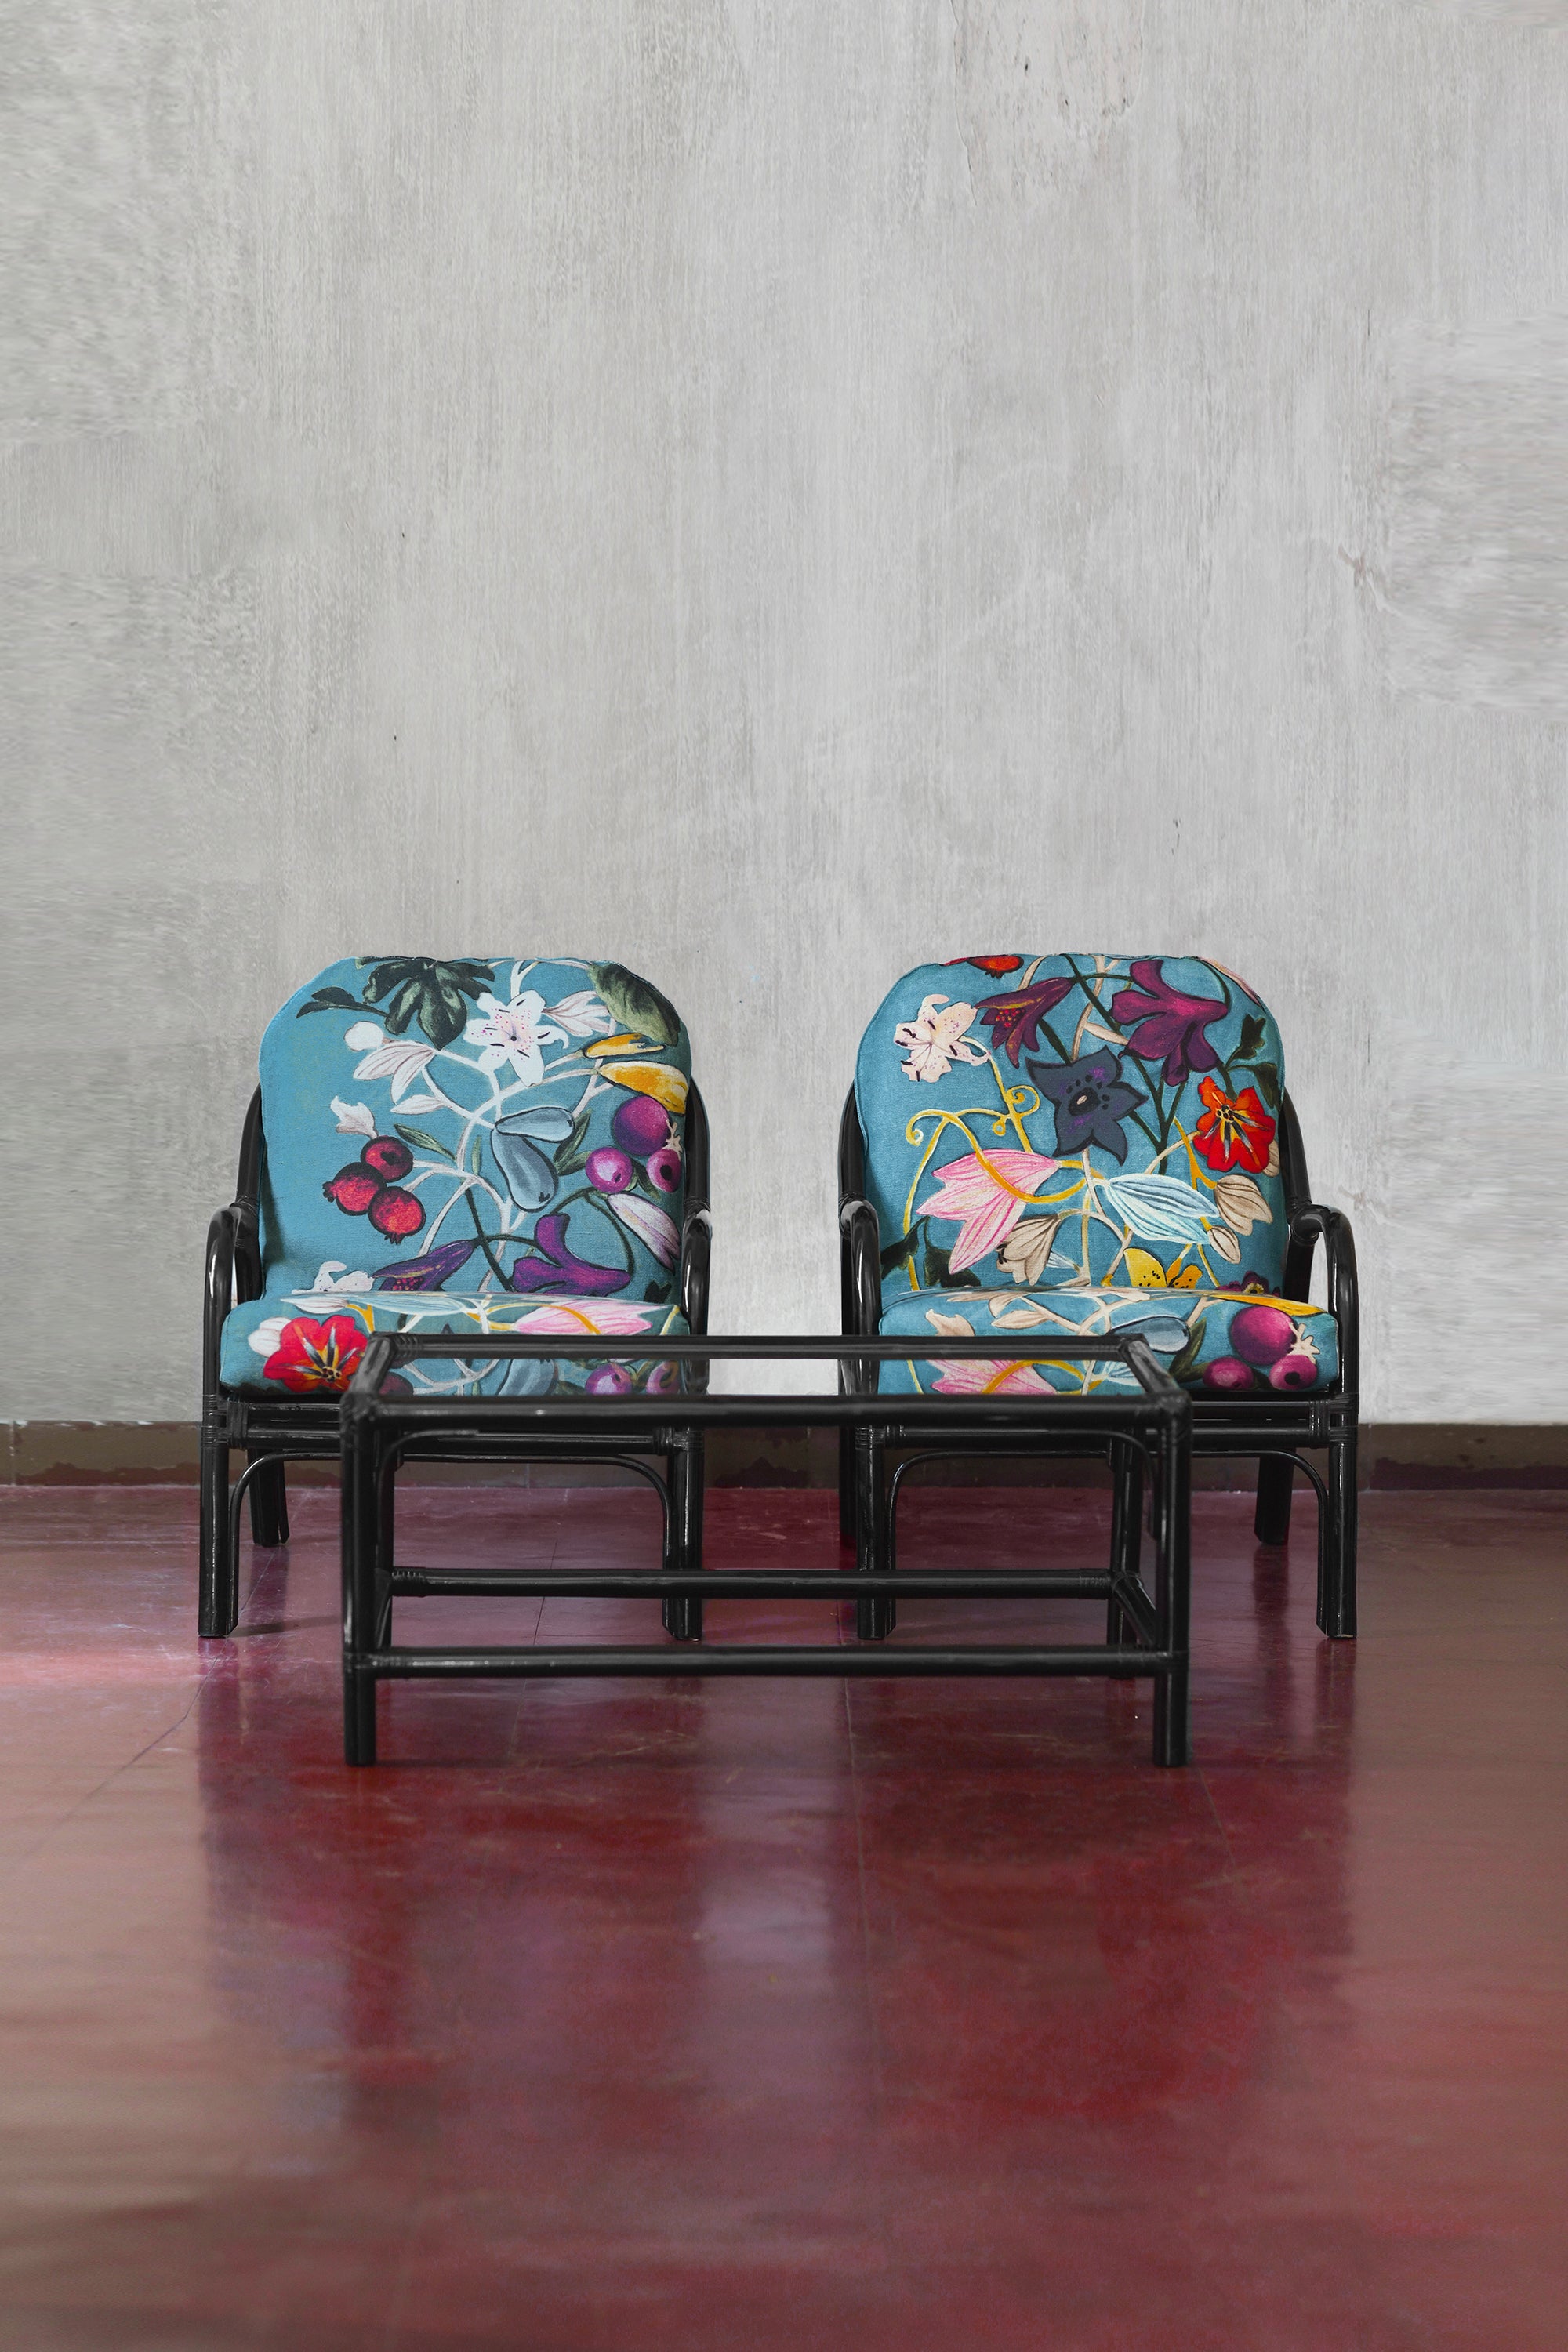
[0,1484,1564,2350]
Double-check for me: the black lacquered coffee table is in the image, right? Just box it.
[339,1334,1192,1768]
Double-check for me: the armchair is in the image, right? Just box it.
[838,955,1358,1641]
[200,956,710,1638]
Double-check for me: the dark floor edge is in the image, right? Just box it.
[5,1421,1567,1490]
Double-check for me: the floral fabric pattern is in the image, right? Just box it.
[876,1287,1338,1399]
[223,1290,684,1403]
[855,955,1327,1396]
[220,956,692,1398]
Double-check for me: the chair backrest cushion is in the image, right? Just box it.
[855,955,1290,1305]
[256,957,691,1312]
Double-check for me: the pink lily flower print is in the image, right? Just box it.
[930,1357,1054,1397]
[917,1149,1060,1273]
[511,1301,659,1337]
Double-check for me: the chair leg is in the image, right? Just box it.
[1254,1454,1294,1546]
[248,1453,290,1548]
[198,1427,237,1638]
[345,1665,378,1766]
[1107,1441,1143,1644]
[344,1664,378,1766]
[663,1432,705,1642]
[855,1428,893,1641]
[1319,1426,1358,1640]
[1154,1657,1191,1767]
[837,1426,855,1545]
[1151,1411,1192,1767]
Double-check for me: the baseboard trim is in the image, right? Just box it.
[4,1421,1566,1491]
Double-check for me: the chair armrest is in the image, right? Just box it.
[203,1198,260,1401]
[839,1196,880,1339]
[678,1205,711,1336]
[203,1205,240,1401]
[1283,1203,1359,1399]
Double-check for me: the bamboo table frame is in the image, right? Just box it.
[339,1334,1193,1769]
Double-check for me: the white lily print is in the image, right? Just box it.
[997,1216,1065,1285]
[304,1260,375,1304]
[1212,1173,1271,1235]
[463,990,564,1089]
[248,1315,290,1360]
[343,1021,437,1101]
[331,1098,377,1137]
[264,1263,377,1322]
[548,989,614,1040]
[895,995,987,1084]
[608,1192,681,1267]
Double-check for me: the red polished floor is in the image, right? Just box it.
[0,1483,1564,2350]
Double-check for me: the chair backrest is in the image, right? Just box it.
[252,956,695,1311]
[853,955,1294,1304]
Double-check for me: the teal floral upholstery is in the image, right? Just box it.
[855,955,1333,1396]
[218,957,692,1398]
[876,1286,1339,1397]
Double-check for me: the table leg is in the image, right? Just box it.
[1107,1438,1142,1645]
[855,1427,893,1641]
[664,1430,705,1642]
[1151,1414,1191,1767]
[837,1425,856,1545]
[1319,1425,1358,1640]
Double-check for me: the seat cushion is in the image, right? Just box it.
[220,1282,688,1399]
[857,956,1294,1308]
[876,1284,1338,1396]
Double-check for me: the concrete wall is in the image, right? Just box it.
[3,0,1564,1427]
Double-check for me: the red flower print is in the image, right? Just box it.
[263,1315,368,1394]
[1192,1078,1275,1174]
[949,955,1024,977]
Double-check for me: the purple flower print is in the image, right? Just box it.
[972,975,1075,1068]
[1025,1051,1145,1163]
[372,1240,478,1293]
[508,1213,629,1297]
[1109,960,1227,1088]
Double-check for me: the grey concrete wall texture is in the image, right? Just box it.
[3,0,1565,1426]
